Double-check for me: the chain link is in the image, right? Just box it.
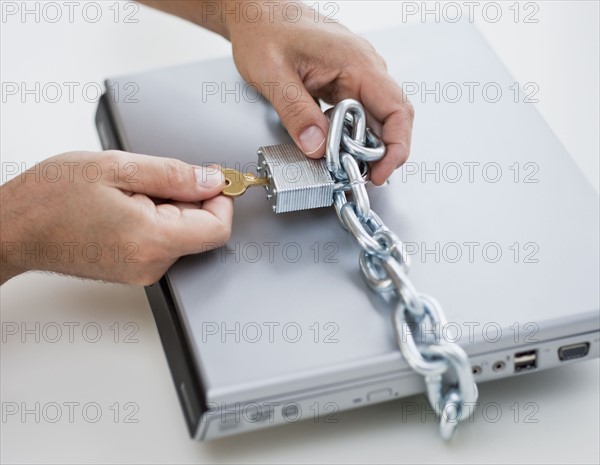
[326,99,478,440]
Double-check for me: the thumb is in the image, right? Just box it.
[108,152,225,202]
[269,71,329,158]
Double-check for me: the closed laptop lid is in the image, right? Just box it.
[104,21,600,403]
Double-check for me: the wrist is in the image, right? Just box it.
[0,254,23,285]
[202,0,233,38]
[0,185,27,284]
[222,1,313,38]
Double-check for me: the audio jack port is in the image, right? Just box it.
[492,361,506,372]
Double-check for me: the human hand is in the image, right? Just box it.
[138,0,413,184]
[0,151,232,285]
[225,1,414,185]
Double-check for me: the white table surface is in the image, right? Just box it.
[1,1,599,463]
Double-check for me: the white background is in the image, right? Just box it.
[1,1,599,463]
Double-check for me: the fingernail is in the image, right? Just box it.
[195,166,224,188]
[299,125,326,155]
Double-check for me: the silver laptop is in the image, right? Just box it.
[95,21,599,440]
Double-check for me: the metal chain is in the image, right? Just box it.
[326,99,478,440]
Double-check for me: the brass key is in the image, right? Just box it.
[221,168,270,198]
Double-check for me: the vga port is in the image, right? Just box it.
[558,342,590,361]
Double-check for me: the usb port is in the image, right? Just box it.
[514,350,537,372]
[558,342,590,361]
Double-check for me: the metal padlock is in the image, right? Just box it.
[257,144,335,214]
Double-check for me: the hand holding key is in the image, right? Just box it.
[1,151,233,285]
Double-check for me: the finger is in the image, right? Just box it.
[359,74,415,185]
[106,151,226,202]
[155,196,234,256]
[324,88,384,138]
[200,195,234,229]
[266,68,329,158]
[364,109,383,138]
